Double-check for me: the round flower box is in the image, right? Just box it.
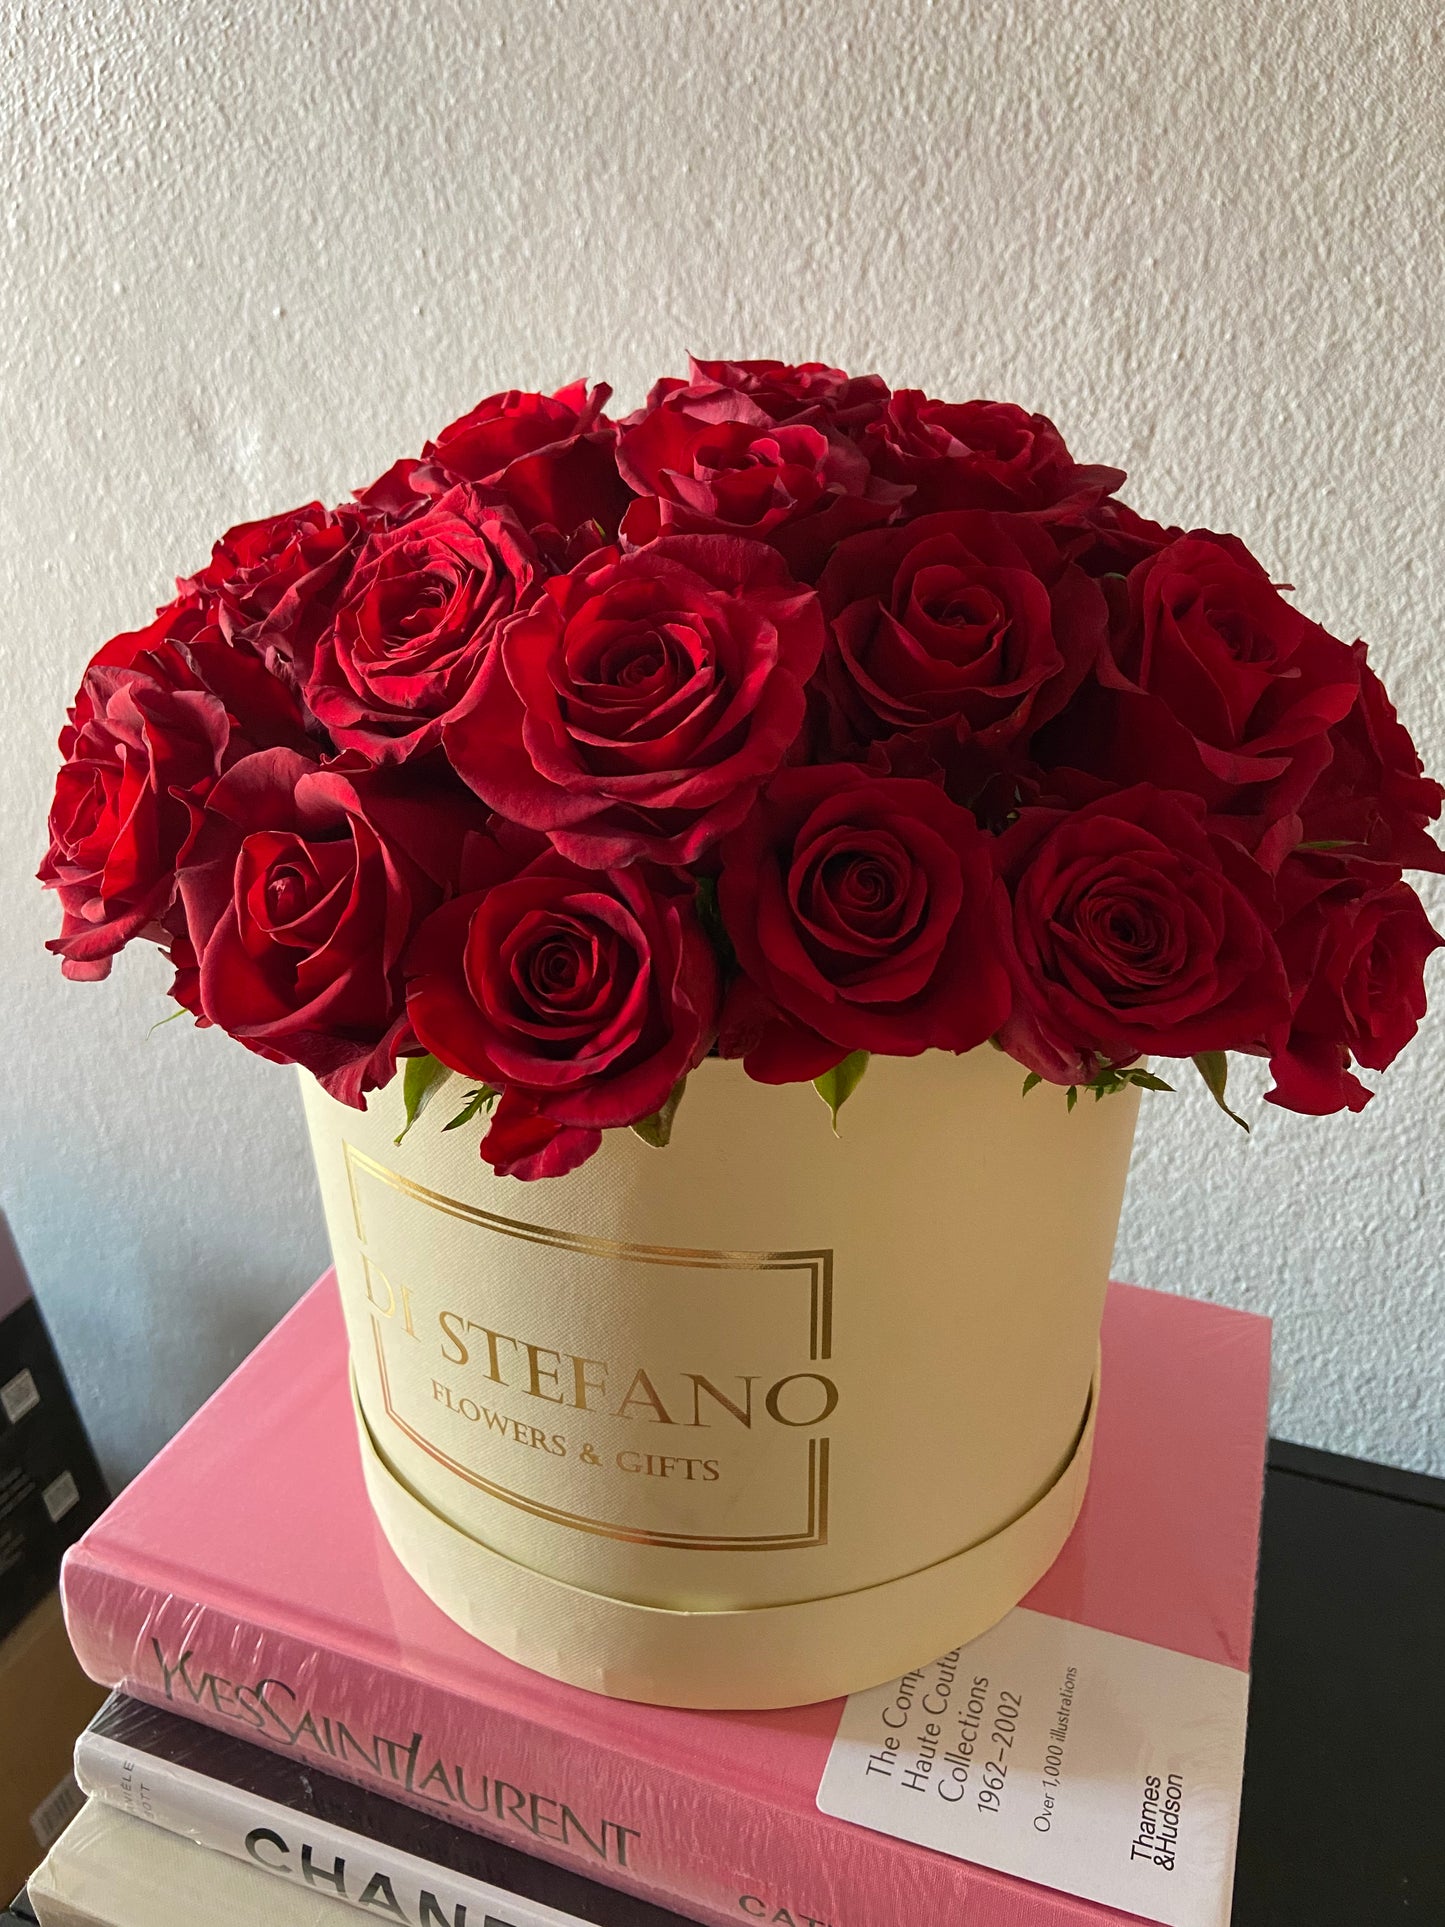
[41,357,1443,1708]
[304,1046,1139,1708]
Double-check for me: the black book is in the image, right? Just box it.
[75,1693,701,1927]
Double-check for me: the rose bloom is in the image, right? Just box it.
[179,500,364,679]
[405,848,719,1180]
[1265,856,1442,1115]
[173,750,472,1105]
[997,784,1292,1082]
[39,597,312,980]
[357,381,630,552]
[1297,647,1445,874]
[716,767,1012,1081]
[616,384,904,581]
[1036,532,1361,840]
[815,510,1108,757]
[305,490,541,763]
[444,535,825,867]
[861,394,1125,516]
[1053,497,1183,580]
[650,356,891,431]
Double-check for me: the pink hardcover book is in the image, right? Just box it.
[62,1277,1269,1927]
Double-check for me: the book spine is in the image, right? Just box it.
[75,1726,600,1927]
[60,1551,1114,1927]
[60,1551,892,1927]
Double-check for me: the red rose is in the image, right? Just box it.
[716,767,1012,1081]
[173,751,467,1105]
[815,510,1107,757]
[304,490,541,763]
[39,598,311,979]
[1298,648,1445,873]
[1037,533,1360,839]
[997,784,1291,1081]
[41,625,231,979]
[444,535,825,867]
[616,384,904,581]
[405,850,719,1180]
[180,501,363,679]
[653,356,891,430]
[1265,858,1442,1114]
[358,381,630,551]
[1051,498,1183,581]
[861,394,1125,516]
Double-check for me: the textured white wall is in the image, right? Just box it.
[4,0,1442,1486]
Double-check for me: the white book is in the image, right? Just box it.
[29,1799,370,1927]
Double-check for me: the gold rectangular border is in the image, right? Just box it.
[345,1143,832,1550]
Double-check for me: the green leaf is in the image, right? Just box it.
[443,1087,497,1132]
[814,1050,871,1133]
[631,1077,689,1149]
[1020,1070,1044,1097]
[1192,1051,1251,1133]
[394,1054,452,1145]
[1072,1062,1177,1106]
[147,1005,190,1037]
[1066,1085,1078,1112]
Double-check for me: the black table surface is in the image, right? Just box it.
[9,1437,1443,1926]
[1231,1437,1444,1924]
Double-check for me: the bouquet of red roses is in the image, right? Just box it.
[41,359,1445,1179]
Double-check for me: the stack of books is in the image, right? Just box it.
[29,1272,1270,1927]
